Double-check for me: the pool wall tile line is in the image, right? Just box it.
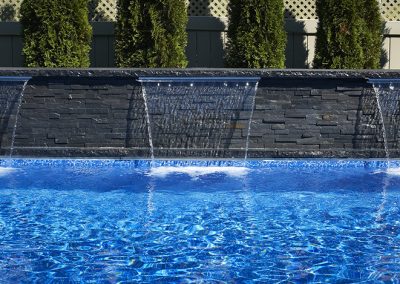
[1,158,399,170]
[0,69,400,158]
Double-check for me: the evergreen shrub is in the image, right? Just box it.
[314,0,383,69]
[20,0,92,67]
[115,0,188,68]
[225,0,287,68]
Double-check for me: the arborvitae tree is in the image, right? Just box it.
[115,0,188,68]
[20,0,92,67]
[314,0,383,69]
[225,0,287,68]
[363,0,383,69]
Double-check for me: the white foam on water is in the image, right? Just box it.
[373,167,400,176]
[148,166,249,179]
[385,168,400,176]
[0,167,16,177]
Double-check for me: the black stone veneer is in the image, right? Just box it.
[1,68,400,79]
[0,68,399,158]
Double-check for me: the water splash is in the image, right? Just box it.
[0,166,16,176]
[148,166,248,179]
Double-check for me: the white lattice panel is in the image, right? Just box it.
[89,0,117,21]
[188,0,228,17]
[285,0,316,19]
[0,0,399,22]
[0,0,21,21]
[381,0,400,21]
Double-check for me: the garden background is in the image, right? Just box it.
[0,0,399,68]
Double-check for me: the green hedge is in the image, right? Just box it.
[225,0,287,68]
[20,0,92,67]
[115,0,188,68]
[314,0,383,69]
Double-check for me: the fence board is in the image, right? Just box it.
[306,35,316,68]
[92,36,109,67]
[0,35,12,66]
[285,33,294,68]
[186,31,198,66]
[11,35,22,65]
[390,37,400,69]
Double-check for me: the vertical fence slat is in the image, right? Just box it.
[0,36,13,66]
[209,31,224,68]
[196,31,211,67]
[186,31,198,67]
[107,36,115,67]
[306,35,316,68]
[11,35,23,66]
[390,37,400,69]
[285,33,294,68]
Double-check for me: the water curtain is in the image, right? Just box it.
[0,77,31,157]
[138,77,260,159]
[368,78,400,161]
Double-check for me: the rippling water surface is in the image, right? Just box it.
[0,159,400,283]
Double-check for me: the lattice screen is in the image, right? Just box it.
[188,0,228,17]
[89,0,117,21]
[0,0,21,21]
[381,0,400,21]
[0,0,399,22]
[284,0,316,19]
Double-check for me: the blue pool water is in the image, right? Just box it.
[1,159,400,283]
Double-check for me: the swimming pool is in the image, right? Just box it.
[0,159,400,283]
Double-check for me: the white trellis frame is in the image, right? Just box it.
[0,0,399,21]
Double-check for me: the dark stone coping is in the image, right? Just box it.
[0,68,400,80]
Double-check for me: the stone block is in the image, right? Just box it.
[285,110,308,118]
[310,89,322,96]
[271,124,285,130]
[316,120,338,126]
[320,127,340,135]
[262,115,286,124]
[275,137,297,143]
[55,138,69,144]
[49,113,61,119]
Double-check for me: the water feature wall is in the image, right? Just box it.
[0,69,399,158]
[139,77,259,158]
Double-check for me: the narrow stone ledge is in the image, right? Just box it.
[1,68,400,80]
